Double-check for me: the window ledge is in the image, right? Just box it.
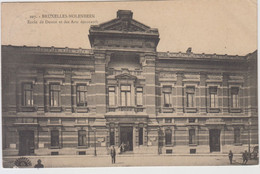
[19,106,36,112]
[77,146,88,149]
[49,107,62,112]
[230,108,242,113]
[186,108,197,113]
[161,107,174,113]
[208,108,220,113]
[165,144,173,147]
[234,143,242,146]
[74,107,89,113]
[50,146,60,149]
[189,144,197,147]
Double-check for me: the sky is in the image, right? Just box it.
[1,0,257,55]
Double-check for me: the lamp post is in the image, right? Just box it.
[93,128,97,156]
[158,127,161,155]
[248,122,251,157]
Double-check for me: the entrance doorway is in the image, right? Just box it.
[19,130,34,156]
[120,126,133,151]
[209,129,221,152]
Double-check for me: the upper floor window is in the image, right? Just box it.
[78,130,87,146]
[163,86,172,107]
[22,83,33,106]
[50,84,60,107]
[189,129,196,144]
[108,87,116,106]
[209,87,218,108]
[234,128,240,144]
[136,87,143,106]
[121,85,131,106]
[186,86,195,108]
[231,87,239,108]
[76,85,87,107]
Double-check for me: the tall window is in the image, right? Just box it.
[186,87,195,107]
[189,129,196,144]
[163,86,172,107]
[78,130,86,146]
[108,87,116,106]
[76,85,87,106]
[110,130,115,146]
[51,130,59,147]
[139,128,143,145]
[234,128,240,144]
[231,87,239,108]
[22,83,33,106]
[136,87,143,106]
[165,129,172,145]
[50,84,60,107]
[121,85,131,106]
[209,87,218,108]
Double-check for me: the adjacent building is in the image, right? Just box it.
[2,10,258,156]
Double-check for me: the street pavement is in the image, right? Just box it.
[2,154,258,168]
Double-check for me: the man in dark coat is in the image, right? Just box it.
[228,150,233,164]
[242,150,249,164]
[34,159,44,168]
[110,146,116,164]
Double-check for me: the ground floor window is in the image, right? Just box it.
[165,129,172,145]
[51,130,59,147]
[78,130,86,146]
[234,128,240,144]
[189,129,196,144]
[139,128,143,145]
[110,130,115,146]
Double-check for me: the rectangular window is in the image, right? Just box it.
[51,130,59,147]
[163,86,172,107]
[78,130,86,146]
[50,84,60,107]
[186,87,195,107]
[165,118,172,123]
[139,128,143,145]
[110,130,115,146]
[77,85,87,106]
[234,128,240,144]
[136,87,143,106]
[189,129,196,144]
[22,83,33,106]
[165,129,172,145]
[108,87,116,106]
[231,87,239,108]
[121,85,131,106]
[209,87,218,108]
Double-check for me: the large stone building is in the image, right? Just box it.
[2,10,258,156]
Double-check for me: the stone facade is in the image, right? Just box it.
[2,10,258,156]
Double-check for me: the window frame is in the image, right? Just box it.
[165,129,172,146]
[50,130,60,148]
[186,86,195,108]
[231,87,239,108]
[162,86,172,108]
[234,128,241,144]
[78,130,87,147]
[49,83,61,107]
[108,86,116,106]
[136,87,143,106]
[22,83,33,106]
[209,86,218,108]
[189,129,196,145]
[76,84,88,107]
[120,85,131,106]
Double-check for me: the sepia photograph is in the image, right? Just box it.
[1,0,258,170]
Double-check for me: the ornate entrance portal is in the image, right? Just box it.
[120,126,133,151]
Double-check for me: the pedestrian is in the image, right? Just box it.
[242,150,249,165]
[110,146,116,164]
[34,159,44,168]
[228,150,233,164]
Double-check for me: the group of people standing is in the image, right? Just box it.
[228,150,250,165]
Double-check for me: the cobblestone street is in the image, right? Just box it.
[2,154,258,168]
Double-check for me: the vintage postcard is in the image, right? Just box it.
[1,0,258,169]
